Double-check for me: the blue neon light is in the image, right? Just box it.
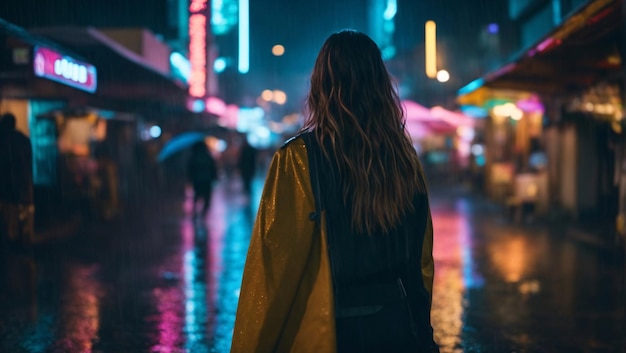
[214,57,227,73]
[191,99,205,113]
[170,52,190,81]
[212,0,239,35]
[458,78,484,96]
[460,105,488,118]
[552,0,562,25]
[383,0,397,20]
[238,0,249,74]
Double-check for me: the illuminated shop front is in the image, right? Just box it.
[457,87,547,208]
[1,19,189,238]
[457,0,623,237]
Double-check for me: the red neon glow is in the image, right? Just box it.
[189,12,207,98]
[206,96,227,115]
[534,37,561,55]
[587,5,615,26]
[189,0,207,12]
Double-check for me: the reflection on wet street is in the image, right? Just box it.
[430,192,625,353]
[1,179,624,352]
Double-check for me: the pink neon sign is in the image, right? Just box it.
[189,0,208,98]
[33,46,97,93]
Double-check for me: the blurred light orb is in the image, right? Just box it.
[272,44,285,56]
[170,52,190,79]
[471,144,484,156]
[149,125,162,138]
[206,96,227,115]
[511,109,524,121]
[436,70,450,83]
[456,126,475,141]
[190,99,205,113]
[493,102,524,121]
[216,139,227,152]
[261,89,274,101]
[487,23,499,34]
[383,0,397,20]
[214,57,227,73]
[247,126,274,149]
[254,126,271,139]
[273,90,287,105]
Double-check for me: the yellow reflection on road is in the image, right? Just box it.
[431,209,469,353]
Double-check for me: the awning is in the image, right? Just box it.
[29,26,188,114]
[458,0,621,105]
[402,100,474,138]
[0,18,96,93]
[0,18,88,63]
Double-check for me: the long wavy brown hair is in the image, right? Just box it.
[303,29,427,235]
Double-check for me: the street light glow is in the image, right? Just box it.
[261,89,273,101]
[273,90,287,105]
[437,69,450,82]
[272,44,285,56]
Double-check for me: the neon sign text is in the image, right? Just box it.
[33,47,97,93]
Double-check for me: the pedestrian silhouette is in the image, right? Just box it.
[237,137,257,195]
[0,112,34,246]
[187,141,217,215]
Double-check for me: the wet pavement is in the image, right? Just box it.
[1,176,625,353]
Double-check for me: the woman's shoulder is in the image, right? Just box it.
[274,133,311,163]
[260,134,309,170]
[280,132,309,151]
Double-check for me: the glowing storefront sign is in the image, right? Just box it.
[33,47,97,93]
[189,0,208,98]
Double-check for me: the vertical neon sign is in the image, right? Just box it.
[425,20,437,79]
[189,0,208,97]
[238,0,249,74]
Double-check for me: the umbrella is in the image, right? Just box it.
[157,131,207,162]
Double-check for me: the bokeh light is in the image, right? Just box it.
[272,90,287,105]
[271,44,285,56]
[437,69,450,83]
[261,89,273,101]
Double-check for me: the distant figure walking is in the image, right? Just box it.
[0,113,34,245]
[237,137,257,195]
[188,141,218,215]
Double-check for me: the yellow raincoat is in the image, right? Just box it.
[231,137,435,353]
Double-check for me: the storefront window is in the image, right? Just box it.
[29,100,65,186]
